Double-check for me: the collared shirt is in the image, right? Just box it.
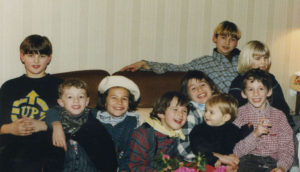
[145,48,240,93]
[178,102,205,161]
[233,103,294,171]
[96,111,140,127]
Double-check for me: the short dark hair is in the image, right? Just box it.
[180,70,219,100]
[58,79,89,98]
[241,69,272,92]
[97,88,139,112]
[20,34,52,56]
[150,91,190,120]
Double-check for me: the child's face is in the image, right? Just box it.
[58,86,90,116]
[213,34,238,56]
[105,87,129,117]
[204,104,230,126]
[20,53,52,78]
[158,97,188,131]
[251,54,269,71]
[187,78,213,104]
[242,79,272,109]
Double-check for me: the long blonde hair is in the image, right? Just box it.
[237,40,271,74]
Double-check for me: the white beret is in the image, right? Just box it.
[98,75,140,101]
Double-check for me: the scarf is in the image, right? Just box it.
[145,117,185,140]
[59,107,90,134]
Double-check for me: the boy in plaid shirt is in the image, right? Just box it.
[129,91,189,171]
[121,21,241,93]
[233,69,294,172]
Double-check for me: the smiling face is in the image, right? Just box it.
[20,53,52,78]
[213,34,238,56]
[58,86,90,116]
[204,104,230,127]
[251,54,270,71]
[187,78,213,104]
[105,87,130,117]
[242,79,272,109]
[158,97,188,131]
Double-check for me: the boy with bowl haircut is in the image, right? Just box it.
[48,79,118,172]
[121,20,241,93]
[233,69,294,172]
[0,34,63,171]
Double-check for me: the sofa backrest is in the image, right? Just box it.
[53,70,186,109]
[113,71,186,108]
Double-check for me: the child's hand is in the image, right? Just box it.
[120,61,150,72]
[253,118,270,137]
[214,159,222,168]
[9,116,35,136]
[214,153,239,167]
[28,118,47,132]
[270,166,285,172]
[52,121,67,151]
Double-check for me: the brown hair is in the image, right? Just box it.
[150,91,190,120]
[20,34,52,56]
[58,79,89,98]
[180,70,219,100]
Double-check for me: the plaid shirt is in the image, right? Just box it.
[233,103,294,171]
[145,48,240,93]
[178,102,205,161]
[129,125,179,172]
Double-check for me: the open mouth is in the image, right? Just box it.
[174,119,183,125]
[252,98,262,103]
[197,92,206,98]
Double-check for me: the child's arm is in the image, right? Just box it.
[213,153,239,169]
[275,112,294,171]
[120,60,150,72]
[128,127,156,172]
[52,121,67,151]
[233,119,267,157]
[45,107,67,151]
[0,116,34,136]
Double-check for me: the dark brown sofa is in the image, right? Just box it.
[53,70,187,120]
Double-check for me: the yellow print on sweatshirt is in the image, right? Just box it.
[10,90,49,121]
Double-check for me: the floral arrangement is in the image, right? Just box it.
[155,152,207,172]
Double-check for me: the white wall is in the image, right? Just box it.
[0,0,300,110]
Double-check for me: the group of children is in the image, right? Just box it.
[0,20,295,172]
